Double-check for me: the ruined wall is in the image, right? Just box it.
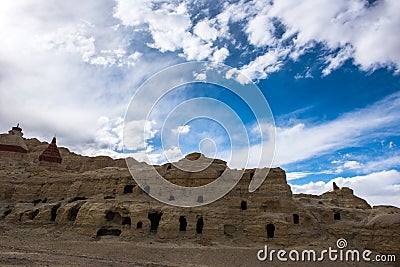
[0,150,399,254]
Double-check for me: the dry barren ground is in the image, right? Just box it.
[0,222,397,267]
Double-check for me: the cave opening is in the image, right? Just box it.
[179,216,187,231]
[241,200,247,210]
[196,217,204,234]
[123,185,134,194]
[148,212,162,232]
[293,214,299,224]
[122,217,131,226]
[51,204,61,221]
[68,206,81,221]
[266,223,275,238]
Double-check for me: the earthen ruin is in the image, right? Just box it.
[0,125,399,255]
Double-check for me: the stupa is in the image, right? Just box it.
[39,137,62,164]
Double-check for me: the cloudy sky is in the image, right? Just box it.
[0,0,399,206]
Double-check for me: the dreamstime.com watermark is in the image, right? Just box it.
[257,238,396,263]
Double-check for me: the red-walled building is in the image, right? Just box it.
[0,124,28,153]
[39,137,62,164]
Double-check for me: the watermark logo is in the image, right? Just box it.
[257,238,396,263]
[123,62,275,207]
[336,238,347,249]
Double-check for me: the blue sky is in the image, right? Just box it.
[0,0,399,206]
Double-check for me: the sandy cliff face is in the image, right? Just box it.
[0,140,399,255]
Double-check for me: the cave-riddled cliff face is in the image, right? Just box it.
[0,142,399,255]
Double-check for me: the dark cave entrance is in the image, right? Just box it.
[136,221,143,229]
[148,212,162,232]
[241,200,247,210]
[122,217,131,226]
[68,206,81,221]
[3,209,12,217]
[196,217,204,234]
[123,185,134,194]
[179,216,187,231]
[51,204,61,221]
[266,223,275,238]
[334,212,341,220]
[293,214,299,224]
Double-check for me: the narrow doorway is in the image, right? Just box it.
[179,216,187,231]
[293,214,299,224]
[148,212,162,232]
[196,217,204,234]
[266,223,275,238]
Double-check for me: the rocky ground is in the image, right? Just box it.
[0,222,398,267]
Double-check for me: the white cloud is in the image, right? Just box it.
[39,22,96,62]
[180,36,214,60]
[232,0,400,80]
[286,168,342,181]
[294,68,313,79]
[280,0,400,71]
[240,47,291,80]
[114,0,229,63]
[246,13,275,47]
[343,160,364,170]
[111,0,400,80]
[327,154,400,176]
[172,125,191,135]
[194,19,219,41]
[359,156,400,173]
[193,72,207,81]
[1,0,399,167]
[322,45,354,76]
[290,170,400,207]
[286,171,313,181]
[225,68,252,85]
[0,0,182,159]
[124,120,158,151]
[212,47,230,63]
[163,146,183,162]
[274,92,400,165]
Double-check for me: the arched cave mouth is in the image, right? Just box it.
[148,212,162,232]
[179,216,187,231]
[136,221,143,229]
[51,204,61,221]
[68,206,81,221]
[196,217,204,234]
[266,223,275,238]
[123,185,134,194]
